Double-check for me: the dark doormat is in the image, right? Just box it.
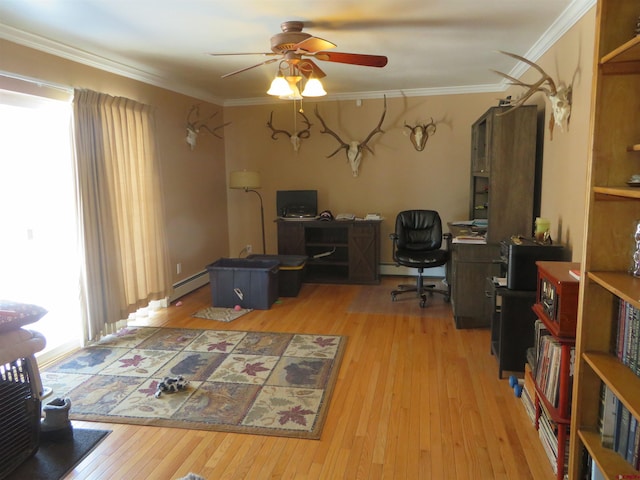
[6,428,110,480]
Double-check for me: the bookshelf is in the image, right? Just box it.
[568,1,640,479]
[530,261,579,479]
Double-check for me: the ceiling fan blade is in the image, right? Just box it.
[298,59,327,79]
[293,36,336,53]
[209,52,275,56]
[315,52,388,68]
[220,58,278,78]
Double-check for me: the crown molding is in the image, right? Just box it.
[0,23,225,105]
[505,0,596,80]
[0,0,595,107]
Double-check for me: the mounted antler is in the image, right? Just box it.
[314,96,387,177]
[185,104,231,150]
[266,111,312,152]
[493,51,572,140]
[404,119,436,151]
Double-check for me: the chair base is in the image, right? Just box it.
[390,278,451,308]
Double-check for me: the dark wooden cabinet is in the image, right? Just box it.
[487,279,537,378]
[448,237,501,328]
[277,220,380,284]
[449,105,538,329]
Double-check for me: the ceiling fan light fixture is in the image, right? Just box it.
[301,77,326,97]
[267,73,293,96]
[279,83,303,100]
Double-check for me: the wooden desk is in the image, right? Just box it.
[276,219,381,285]
[447,224,500,329]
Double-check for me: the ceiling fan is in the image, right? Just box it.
[210,20,388,80]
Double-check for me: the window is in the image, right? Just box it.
[0,86,81,360]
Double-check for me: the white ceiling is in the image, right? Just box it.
[0,0,595,106]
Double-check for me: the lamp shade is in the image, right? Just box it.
[267,75,293,96]
[301,77,327,97]
[229,171,261,190]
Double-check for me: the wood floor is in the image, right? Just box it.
[59,277,554,480]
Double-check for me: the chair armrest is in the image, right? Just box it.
[443,232,452,251]
[389,233,399,264]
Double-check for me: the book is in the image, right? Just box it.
[600,384,618,448]
[452,235,486,244]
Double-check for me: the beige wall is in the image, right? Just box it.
[0,5,595,288]
[503,7,595,261]
[226,7,596,265]
[0,39,229,285]
[225,93,500,264]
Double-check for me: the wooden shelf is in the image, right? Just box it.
[534,379,571,424]
[578,429,639,478]
[588,271,640,310]
[602,34,640,64]
[584,352,640,422]
[593,186,640,199]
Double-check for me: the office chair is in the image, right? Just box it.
[390,210,451,308]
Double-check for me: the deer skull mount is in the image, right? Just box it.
[185,104,231,150]
[266,111,312,152]
[314,96,387,177]
[493,51,572,140]
[404,119,436,151]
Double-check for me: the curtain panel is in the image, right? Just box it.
[73,89,172,343]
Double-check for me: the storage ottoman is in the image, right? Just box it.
[247,254,307,297]
[206,258,279,309]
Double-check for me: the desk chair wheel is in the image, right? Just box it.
[420,295,427,308]
[391,293,398,302]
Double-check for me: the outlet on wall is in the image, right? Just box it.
[246,244,252,254]
[176,262,182,274]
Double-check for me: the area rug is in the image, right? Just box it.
[348,281,452,317]
[192,306,253,322]
[6,428,110,480]
[40,327,346,439]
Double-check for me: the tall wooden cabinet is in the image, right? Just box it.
[470,105,538,243]
[450,105,538,328]
[568,1,640,478]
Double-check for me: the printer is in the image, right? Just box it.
[500,237,565,291]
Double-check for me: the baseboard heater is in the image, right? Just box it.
[171,270,209,301]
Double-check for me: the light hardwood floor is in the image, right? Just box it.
[59,277,554,480]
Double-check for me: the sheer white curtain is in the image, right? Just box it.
[73,89,172,343]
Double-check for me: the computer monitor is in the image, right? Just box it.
[276,190,318,218]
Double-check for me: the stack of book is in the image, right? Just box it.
[520,363,536,425]
[534,321,575,408]
[538,405,569,476]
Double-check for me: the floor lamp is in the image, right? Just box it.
[229,171,266,254]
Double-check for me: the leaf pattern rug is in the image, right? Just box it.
[41,327,347,439]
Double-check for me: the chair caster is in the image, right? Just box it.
[445,295,451,303]
[420,295,427,308]
[391,293,397,302]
